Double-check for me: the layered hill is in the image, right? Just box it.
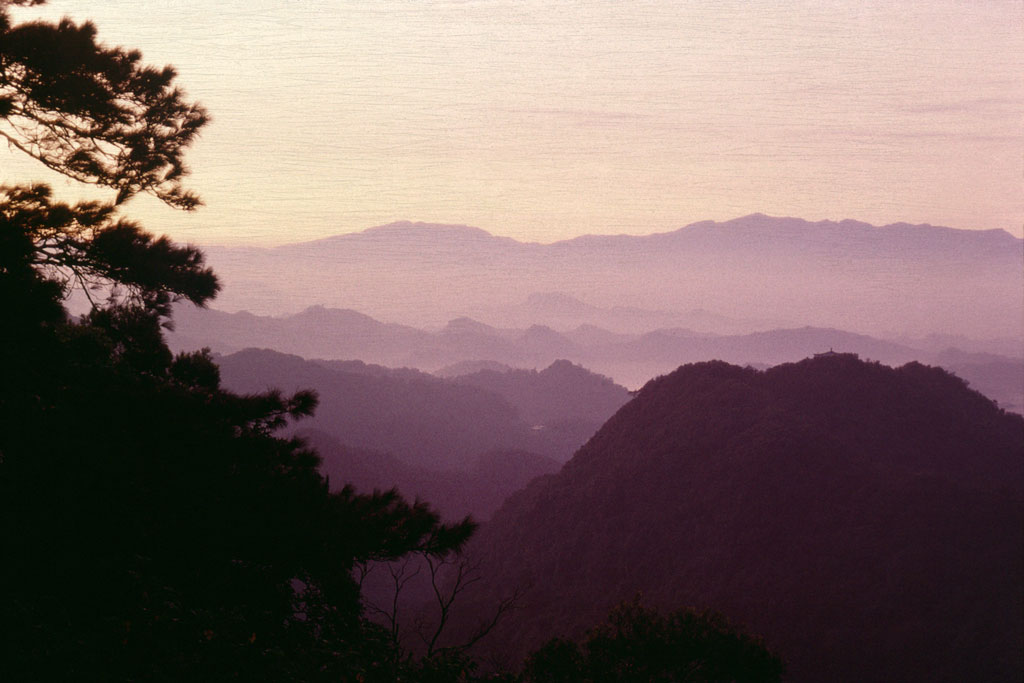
[168,305,1022,410]
[448,360,629,426]
[215,349,628,470]
[457,356,1024,682]
[170,305,430,366]
[300,430,559,522]
[202,215,1023,339]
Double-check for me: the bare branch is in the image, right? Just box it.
[459,585,522,652]
[414,552,519,659]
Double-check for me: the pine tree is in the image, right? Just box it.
[0,3,474,679]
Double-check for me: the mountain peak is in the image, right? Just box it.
[291,305,376,323]
[464,356,1024,681]
[442,317,500,336]
[362,221,497,240]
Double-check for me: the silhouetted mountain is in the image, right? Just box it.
[301,430,559,522]
[214,349,626,468]
[202,215,1023,339]
[170,304,430,365]
[935,348,1024,414]
[448,360,632,462]
[458,356,1024,682]
[592,326,923,387]
[451,360,630,426]
[169,306,1021,411]
[480,292,785,335]
[216,348,531,470]
[311,358,426,380]
[892,333,1023,359]
[434,360,516,378]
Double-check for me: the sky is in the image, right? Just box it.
[4,0,1022,245]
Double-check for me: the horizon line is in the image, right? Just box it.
[199,212,1021,250]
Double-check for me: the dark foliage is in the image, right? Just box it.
[0,183,219,316]
[523,599,783,682]
[0,192,477,683]
[0,0,207,208]
[0,3,475,679]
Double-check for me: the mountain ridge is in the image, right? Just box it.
[214,348,630,469]
[201,214,1023,339]
[212,214,1021,250]
[457,356,1024,682]
[167,305,1024,410]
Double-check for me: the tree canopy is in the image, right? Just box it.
[0,2,475,679]
[523,599,784,683]
[0,0,207,208]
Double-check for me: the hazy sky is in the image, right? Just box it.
[5,0,1022,245]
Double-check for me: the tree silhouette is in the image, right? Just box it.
[0,2,474,679]
[523,598,784,683]
[0,183,218,316]
[357,549,520,668]
[0,0,207,208]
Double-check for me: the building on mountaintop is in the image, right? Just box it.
[814,348,859,359]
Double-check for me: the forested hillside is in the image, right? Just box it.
[449,359,631,426]
[303,429,560,522]
[458,356,1024,682]
[216,350,627,469]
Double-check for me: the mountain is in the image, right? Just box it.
[473,292,783,335]
[591,325,923,387]
[170,304,430,365]
[434,360,516,378]
[455,355,1024,682]
[201,215,1023,339]
[214,349,628,468]
[216,348,534,470]
[891,333,1023,359]
[935,348,1024,414]
[168,305,1022,410]
[448,360,632,460]
[450,359,630,426]
[301,430,559,522]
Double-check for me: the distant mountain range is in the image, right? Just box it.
[455,356,1024,682]
[202,214,1023,339]
[169,305,1023,411]
[301,430,560,523]
[215,347,628,473]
